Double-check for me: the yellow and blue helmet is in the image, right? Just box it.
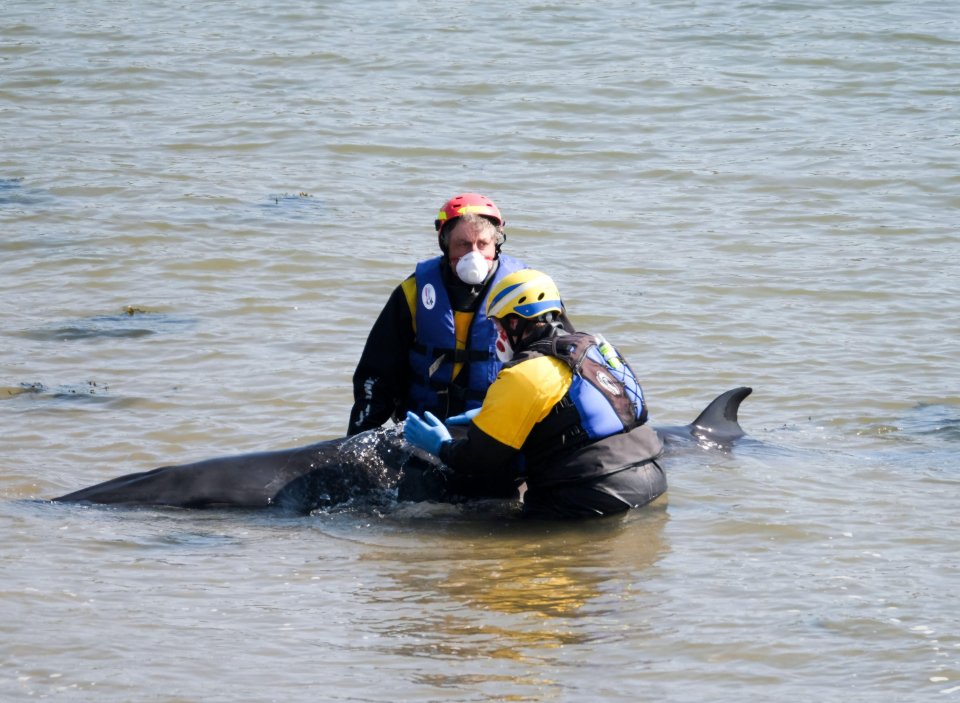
[486,269,563,321]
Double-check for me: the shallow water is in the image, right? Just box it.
[2,1,959,701]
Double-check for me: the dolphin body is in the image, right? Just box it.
[53,387,752,513]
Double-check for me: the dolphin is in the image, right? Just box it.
[655,386,753,446]
[52,428,411,512]
[53,386,752,513]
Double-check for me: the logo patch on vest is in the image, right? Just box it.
[595,370,621,396]
[421,283,437,310]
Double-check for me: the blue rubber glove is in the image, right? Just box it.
[445,407,481,426]
[404,411,452,456]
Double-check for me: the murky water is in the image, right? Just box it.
[2,1,958,701]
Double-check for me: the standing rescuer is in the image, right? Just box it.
[403,269,666,519]
[349,193,538,436]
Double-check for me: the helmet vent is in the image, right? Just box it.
[537,293,545,300]
[518,296,526,303]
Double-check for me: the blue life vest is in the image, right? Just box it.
[408,254,526,417]
[568,342,646,437]
[518,332,648,472]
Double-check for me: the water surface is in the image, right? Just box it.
[2,1,958,701]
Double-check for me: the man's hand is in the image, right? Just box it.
[404,411,453,456]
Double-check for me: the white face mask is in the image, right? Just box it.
[455,251,491,285]
[494,324,514,362]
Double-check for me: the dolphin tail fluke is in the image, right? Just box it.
[688,386,752,443]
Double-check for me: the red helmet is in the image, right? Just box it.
[434,193,504,233]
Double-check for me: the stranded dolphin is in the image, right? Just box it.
[53,386,752,513]
[656,386,753,446]
[53,428,409,512]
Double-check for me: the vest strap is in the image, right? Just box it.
[426,380,486,403]
[413,342,492,378]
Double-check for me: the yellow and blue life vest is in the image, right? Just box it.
[407,254,525,417]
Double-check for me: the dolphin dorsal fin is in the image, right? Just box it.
[689,386,752,442]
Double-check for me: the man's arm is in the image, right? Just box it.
[437,424,520,498]
[437,355,571,494]
[347,281,415,435]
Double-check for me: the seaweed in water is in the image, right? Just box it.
[900,403,960,442]
[0,177,49,206]
[3,380,110,401]
[258,191,325,221]
[270,191,313,204]
[21,307,195,342]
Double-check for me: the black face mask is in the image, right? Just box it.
[501,315,529,351]
[502,313,561,352]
